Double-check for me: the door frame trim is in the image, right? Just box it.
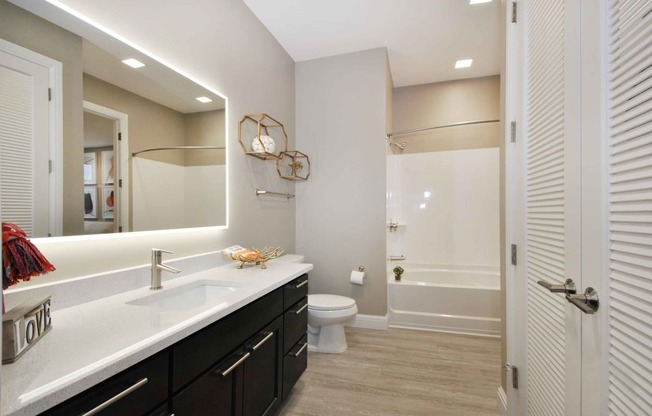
[83,101,129,233]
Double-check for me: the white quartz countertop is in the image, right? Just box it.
[1,261,313,416]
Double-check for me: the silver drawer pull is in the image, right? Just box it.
[220,352,251,377]
[294,303,308,315]
[80,378,148,416]
[293,343,308,357]
[252,332,274,351]
[294,280,308,289]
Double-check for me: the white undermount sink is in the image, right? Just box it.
[127,280,247,311]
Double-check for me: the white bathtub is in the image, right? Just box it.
[388,266,501,337]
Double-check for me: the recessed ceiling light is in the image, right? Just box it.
[196,96,213,103]
[470,0,492,4]
[122,58,145,69]
[455,59,473,69]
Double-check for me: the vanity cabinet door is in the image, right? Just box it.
[171,350,245,416]
[242,316,283,416]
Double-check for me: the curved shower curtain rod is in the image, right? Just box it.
[132,145,225,157]
[385,119,500,140]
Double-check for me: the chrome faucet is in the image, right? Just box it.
[150,249,181,290]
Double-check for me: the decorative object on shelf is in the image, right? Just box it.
[2,296,52,363]
[238,113,288,160]
[393,266,404,281]
[229,246,284,269]
[276,150,311,181]
[252,135,276,154]
[2,222,55,290]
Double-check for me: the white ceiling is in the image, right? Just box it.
[243,0,503,87]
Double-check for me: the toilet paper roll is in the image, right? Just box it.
[350,270,365,286]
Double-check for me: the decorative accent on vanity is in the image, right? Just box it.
[2,296,52,364]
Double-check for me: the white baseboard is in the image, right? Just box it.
[351,314,388,330]
[497,386,508,416]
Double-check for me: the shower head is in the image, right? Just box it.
[390,141,406,151]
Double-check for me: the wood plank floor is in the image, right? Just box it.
[278,327,501,416]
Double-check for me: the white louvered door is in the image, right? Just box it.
[514,0,652,414]
[606,0,652,414]
[520,0,583,414]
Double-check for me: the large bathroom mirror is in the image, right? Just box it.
[0,0,227,238]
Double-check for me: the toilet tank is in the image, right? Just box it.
[273,254,305,263]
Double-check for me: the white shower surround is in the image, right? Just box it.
[387,147,501,334]
[387,147,500,266]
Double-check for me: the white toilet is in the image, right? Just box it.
[307,294,358,353]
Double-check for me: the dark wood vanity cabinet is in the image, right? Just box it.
[39,274,308,416]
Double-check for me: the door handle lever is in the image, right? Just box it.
[566,287,599,314]
[537,278,577,294]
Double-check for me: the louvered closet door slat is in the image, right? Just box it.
[608,0,652,415]
[525,0,567,415]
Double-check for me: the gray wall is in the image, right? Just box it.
[392,76,500,153]
[8,0,297,283]
[296,48,390,317]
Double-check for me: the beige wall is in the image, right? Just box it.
[185,110,226,166]
[0,0,85,235]
[392,76,500,153]
[8,0,296,283]
[296,48,390,316]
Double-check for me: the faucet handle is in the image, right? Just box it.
[152,248,174,255]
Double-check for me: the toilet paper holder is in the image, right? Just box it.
[358,266,364,272]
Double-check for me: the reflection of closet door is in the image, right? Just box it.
[0,47,50,237]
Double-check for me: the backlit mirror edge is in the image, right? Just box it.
[14,0,231,245]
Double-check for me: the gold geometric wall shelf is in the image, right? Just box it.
[238,113,288,160]
[276,150,310,181]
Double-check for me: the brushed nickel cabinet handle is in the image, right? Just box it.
[252,332,274,351]
[80,378,148,416]
[293,343,308,357]
[219,352,251,377]
[294,303,308,315]
[294,280,308,289]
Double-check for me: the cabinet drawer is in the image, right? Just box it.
[172,349,246,416]
[42,351,169,416]
[284,275,308,310]
[283,335,308,399]
[284,297,307,354]
[173,287,283,392]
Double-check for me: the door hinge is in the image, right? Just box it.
[48,88,52,101]
[511,244,517,266]
[510,121,516,143]
[504,364,519,389]
[118,132,122,141]
[118,179,123,188]
[511,1,518,23]
[48,160,53,174]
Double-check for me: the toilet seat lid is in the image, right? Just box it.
[308,294,356,311]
